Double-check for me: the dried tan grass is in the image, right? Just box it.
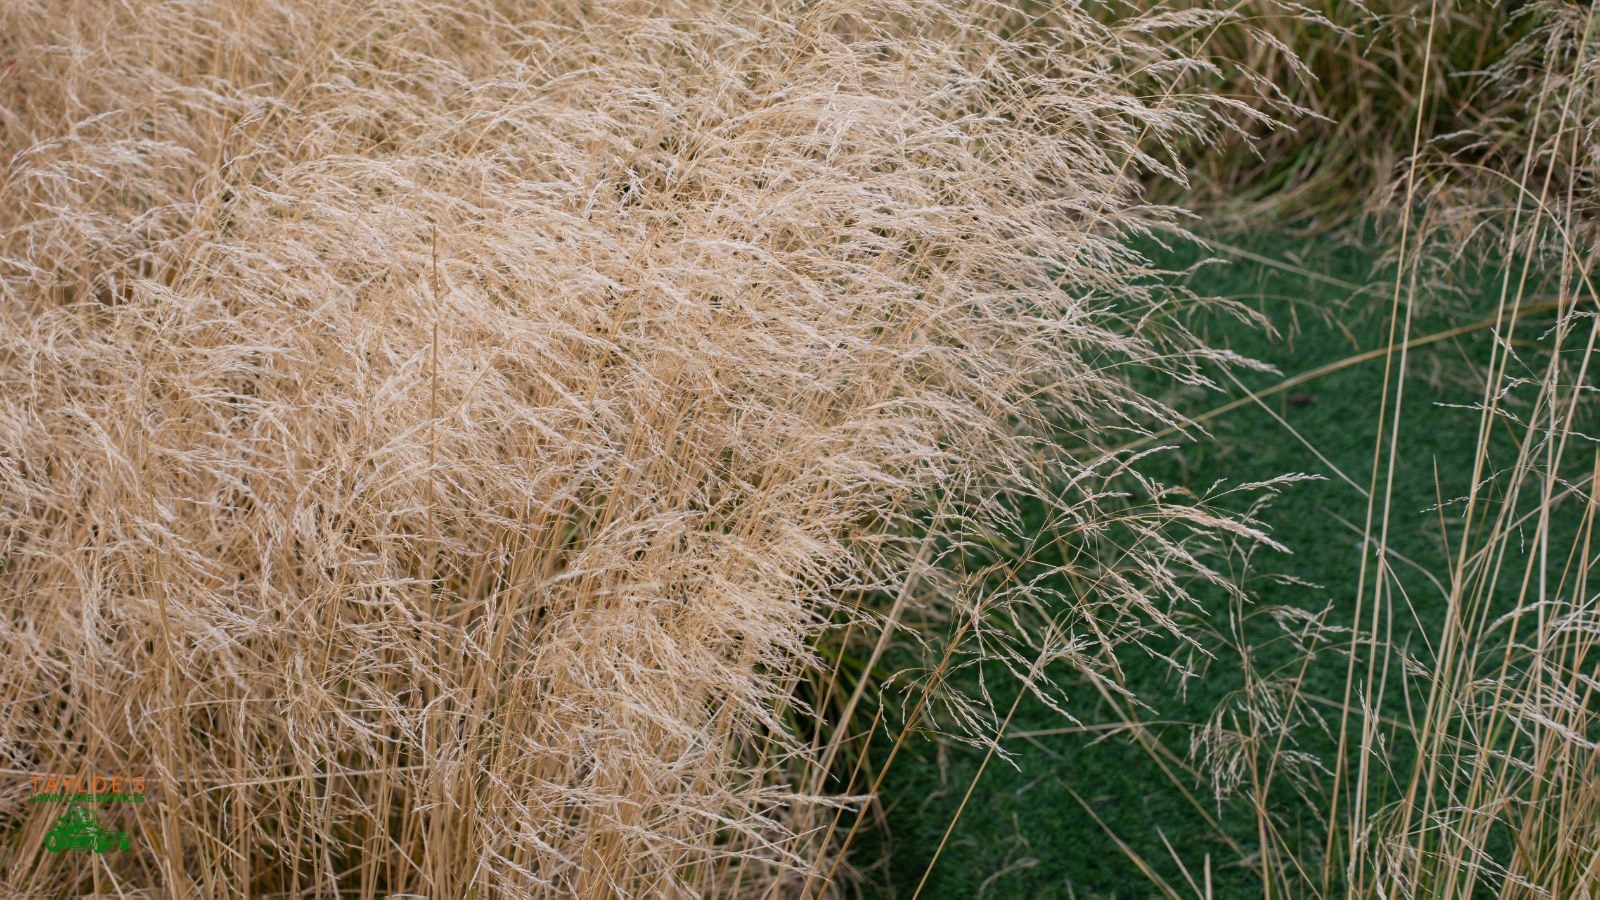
[0,1,1287,896]
[1139,6,1600,896]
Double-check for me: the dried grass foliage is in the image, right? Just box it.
[1172,5,1600,896]
[0,2,1281,895]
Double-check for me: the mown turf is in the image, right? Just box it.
[859,229,1571,898]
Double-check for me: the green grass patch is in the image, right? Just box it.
[860,228,1578,898]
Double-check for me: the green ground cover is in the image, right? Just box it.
[860,229,1572,898]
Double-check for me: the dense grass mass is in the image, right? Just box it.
[0,1,1294,896]
[0,1,1596,898]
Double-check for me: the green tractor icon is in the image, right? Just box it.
[43,805,130,853]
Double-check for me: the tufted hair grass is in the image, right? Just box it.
[0,1,1297,896]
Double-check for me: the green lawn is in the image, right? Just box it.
[858,229,1571,898]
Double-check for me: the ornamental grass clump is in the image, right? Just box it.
[0,1,1287,895]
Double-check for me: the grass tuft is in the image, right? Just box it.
[0,2,1292,895]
